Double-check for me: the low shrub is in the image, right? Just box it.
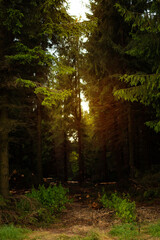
[101,192,136,223]
[27,184,70,214]
[16,197,36,212]
[0,196,52,226]
[140,171,160,188]
[0,184,70,226]
[0,195,7,208]
[143,188,160,200]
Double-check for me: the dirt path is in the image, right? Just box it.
[28,199,114,239]
[27,184,160,240]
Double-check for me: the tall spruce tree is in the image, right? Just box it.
[53,19,86,181]
[0,0,70,197]
[85,0,133,179]
[114,0,160,132]
[85,0,156,179]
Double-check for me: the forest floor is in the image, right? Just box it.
[26,182,160,240]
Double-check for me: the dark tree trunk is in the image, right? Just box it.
[102,133,108,181]
[128,104,135,178]
[77,85,84,182]
[52,140,58,177]
[63,132,68,181]
[36,100,42,184]
[0,108,9,198]
[74,41,84,182]
[78,122,84,182]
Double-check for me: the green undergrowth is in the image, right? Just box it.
[0,184,71,227]
[147,221,160,237]
[109,223,139,240]
[0,224,30,240]
[27,184,70,214]
[109,220,160,240]
[56,232,100,240]
[100,192,136,223]
[131,169,160,201]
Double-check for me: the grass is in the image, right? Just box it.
[56,232,100,240]
[147,221,160,237]
[0,224,30,240]
[109,223,140,240]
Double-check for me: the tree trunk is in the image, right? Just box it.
[0,108,9,198]
[63,132,68,181]
[77,82,84,182]
[102,143,108,181]
[78,121,84,182]
[36,100,42,185]
[128,104,135,178]
[101,131,108,181]
[52,139,57,177]
[74,38,84,182]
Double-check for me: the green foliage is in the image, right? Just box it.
[109,223,139,240]
[115,2,160,33]
[101,192,136,223]
[113,1,160,133]
[35,87,72,108]
[15,186,70,225]
[11,196,55,225]
[140,170,160,187]
[114,74,160,104]
[0,195,7,207]
[146,120,160,133]
[6,43,54,66]
[0,224,30,240]
[2,8,24,34]
[16,78,36,88]
[69,151,79,178]
[114,72,160,133]
[36,207,55,223]
[147,221,160,237]
[16,198,31,212]
[143,189,160,200]
[27,184,70,214]
[136,170,160,200]
[54,61,75,75]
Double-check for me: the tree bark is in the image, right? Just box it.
[77,80,84,182]
[128,104,135,178]
[36,100,42,185]
[0,108,9,198]
[63,132,68,181]
[78,121,84,182]
[102,141,108,181]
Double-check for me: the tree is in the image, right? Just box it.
[0,0,70,197]
[52,19,86,181]
[85,0,158,179]
[85,0,134,179]
[114,0,160,132]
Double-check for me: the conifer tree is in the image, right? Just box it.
[0,0,70,197]
[52,19,86,181]
[85,0,156,179]
[84,0,133,179]
[114,0,160,132]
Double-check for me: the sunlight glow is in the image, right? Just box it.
[81,94,89,113]
[68,0,90,113]
[67,0,90,20]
